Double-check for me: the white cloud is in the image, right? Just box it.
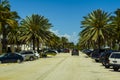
[50,29,78,44]
[50,29,59,36]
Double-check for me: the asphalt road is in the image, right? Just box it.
[0,52,120,80]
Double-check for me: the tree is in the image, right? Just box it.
[111,9,120,50]
[61,37,69,49]
[20,14,52,51]
[80,9,111,50]
[0,0,20,52]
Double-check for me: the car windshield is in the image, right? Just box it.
[111,53,120,58]
[0,54,6,57]
[0,53,10,57]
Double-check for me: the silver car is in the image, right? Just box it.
[20,50,38,61]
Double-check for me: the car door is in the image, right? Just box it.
[6,53,16,63]
[3,54,11,63]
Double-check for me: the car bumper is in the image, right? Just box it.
[109,64,120,67]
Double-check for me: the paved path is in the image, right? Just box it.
[0,52,119,80]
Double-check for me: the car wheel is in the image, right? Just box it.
[102,62,105,66]
[95,59,99,62]
[17,59,21,63]
[105,65,110,68]
[113,67,119,71]
[36,57,38,59]
[29,57,34,61]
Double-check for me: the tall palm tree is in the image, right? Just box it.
[0,0,20,52]
[110,9,120,50]
[20,14,52,51]
[80,9,111,50]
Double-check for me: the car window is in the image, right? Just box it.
[10,53,16,57]
[14,54,19,57]
[0,54,6,57]
[21,52,27,54]
[27,52,33,54]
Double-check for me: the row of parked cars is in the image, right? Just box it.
[0,50,40,63]
[82,49,120,71]
[0,49,58,64]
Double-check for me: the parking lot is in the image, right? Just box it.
[0,52,119,80]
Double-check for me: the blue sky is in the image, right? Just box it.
[9,0,120,44]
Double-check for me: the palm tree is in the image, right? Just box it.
[61,37,69,49]
[80,9,111,50]
[110,9,120,50]
[20,14,52,51]
[7,24,21,51]
[0,0,20,52]
[46,33,61,49]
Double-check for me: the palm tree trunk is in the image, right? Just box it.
[98,36,101,49]
[2,26,7,53]
[98,29,101,54]
[32,36,35,51]
[37,39,39,52]
[0,41,2,54]
[87,41,90,49]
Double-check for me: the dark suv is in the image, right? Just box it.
[99,50,113,67]
[71,49,79,56]
[90,49,105,62]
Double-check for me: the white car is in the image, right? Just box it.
[109,52,120,71]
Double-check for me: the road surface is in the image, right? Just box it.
[0,52,120,80]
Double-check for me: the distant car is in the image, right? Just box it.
[0,53,24,63]
[71,49,79,56]
[45,50,58,56]
[82,49,93,56]
[63,48,70,53]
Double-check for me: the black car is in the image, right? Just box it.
[45,50,57,56]
[0,53,24,63]
[90,49,105,62]
[82,49,93,56]
[71,49,79,56]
